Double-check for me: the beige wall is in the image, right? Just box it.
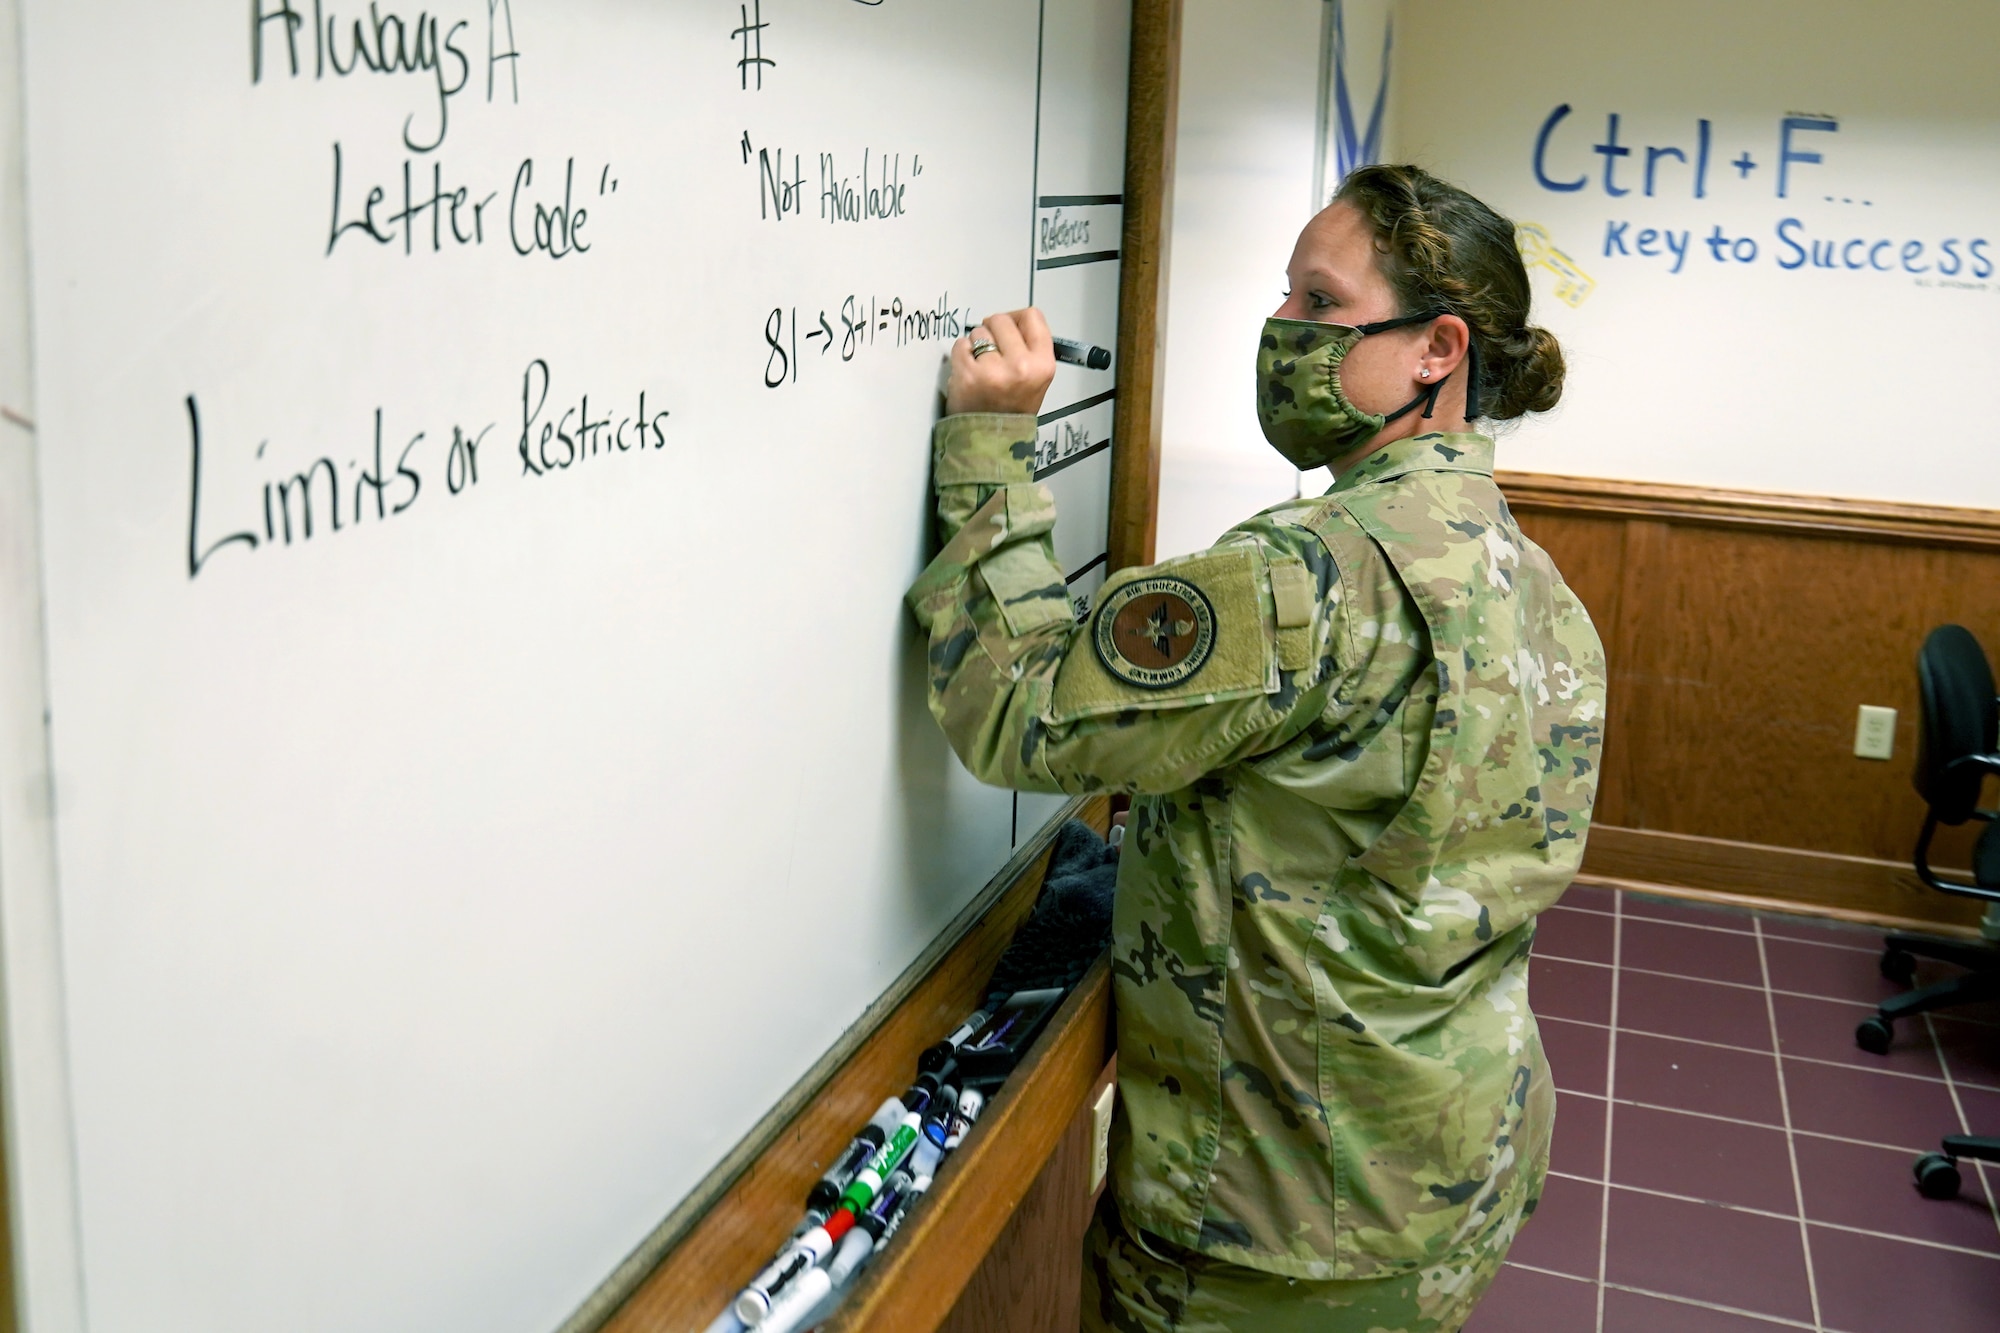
[1152,0,1324,558]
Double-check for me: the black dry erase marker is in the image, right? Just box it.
[1052,337,1112,370]
[804,1094,905,1212]
[805,1128,884,1212]
[918,1006,991,1073]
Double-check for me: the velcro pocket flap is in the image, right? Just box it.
[981,541,1075,637]
[1269,555,1316,672]
[1269,557,1314,628]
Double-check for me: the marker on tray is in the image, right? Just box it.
[836,1107,924,1216]
[734,1229,837,1326]
[743,1099,923,1322]
[737,1111,915,1333]
[827,1169,933,1286]
[804,1096,903,1214]
[725,1021,995,1325]
[906,1079,957,1176]
[917,1006,991,1073]
[943,1087,985,1151]
[755,1266,834,1333]
[955,987,1066,1090]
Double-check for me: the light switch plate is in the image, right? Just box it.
[1090,1082,1116,1193]
[1855,705,1897,761]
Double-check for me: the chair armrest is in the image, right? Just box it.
[1947,756,2000,824]
[1914,810,2000,904]
[1944,753,2000,779]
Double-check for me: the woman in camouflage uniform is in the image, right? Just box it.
[910,164,1606,1332]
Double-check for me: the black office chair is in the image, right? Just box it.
[1853,624,2000,1199]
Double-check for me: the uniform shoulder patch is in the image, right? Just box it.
[1093,575,1216,689]
[1049,546,1278,723]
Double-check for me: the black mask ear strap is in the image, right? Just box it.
[1381,372,1449,425]
[1356,308,1478,423]
[1353,308,1449,337]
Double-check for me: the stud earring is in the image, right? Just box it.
[1419,368,1431,378]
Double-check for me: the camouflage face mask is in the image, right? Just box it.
[1255,311,1476,470]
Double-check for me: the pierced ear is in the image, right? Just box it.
[1429,315,1472,372]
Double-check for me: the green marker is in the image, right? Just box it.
[838,1111,922,1215]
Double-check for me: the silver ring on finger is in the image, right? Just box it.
[970,338,998,359]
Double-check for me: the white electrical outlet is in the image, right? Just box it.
[1854,705,1897,760]
[1089,1082,1116,1193]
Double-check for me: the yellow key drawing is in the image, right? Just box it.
[1516,222,1596,307]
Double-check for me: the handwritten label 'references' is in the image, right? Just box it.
[1033,201,1121,270]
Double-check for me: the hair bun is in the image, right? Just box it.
[1487,325,1564,421]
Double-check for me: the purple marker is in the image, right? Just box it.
[970,1011,1020,1052]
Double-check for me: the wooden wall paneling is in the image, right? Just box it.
[587,798,1107,1333]
[1501,472,2000,929]
[1600,524,1997,864]
[1496,470,2000,553]
[1600,517,1670,835]
[1107,0,1182,573]
[935,1057,1116,1333]
[823,958,1116,1333]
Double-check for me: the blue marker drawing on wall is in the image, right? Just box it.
[1526,103,1995,288]
[1314,0,1393,207]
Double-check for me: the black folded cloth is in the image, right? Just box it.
[986,819,1119,998]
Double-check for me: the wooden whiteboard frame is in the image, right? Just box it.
[1110,0,1181,574]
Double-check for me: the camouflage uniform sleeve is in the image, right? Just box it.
[907,413,1343,796]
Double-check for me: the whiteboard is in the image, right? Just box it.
[4,2,1129,1330]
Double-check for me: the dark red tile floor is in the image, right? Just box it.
[1466,884,2000,1333]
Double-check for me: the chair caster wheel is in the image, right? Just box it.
[1915,1152,1962,1200]
[1880,948,1917,986]
[1855,1015,1894,1054]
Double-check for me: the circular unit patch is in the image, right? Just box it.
[1094,576,1217,690]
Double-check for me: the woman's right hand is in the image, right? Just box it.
[945,308,1057,417]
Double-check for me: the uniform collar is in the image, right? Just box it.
[1329,431,1494,493]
